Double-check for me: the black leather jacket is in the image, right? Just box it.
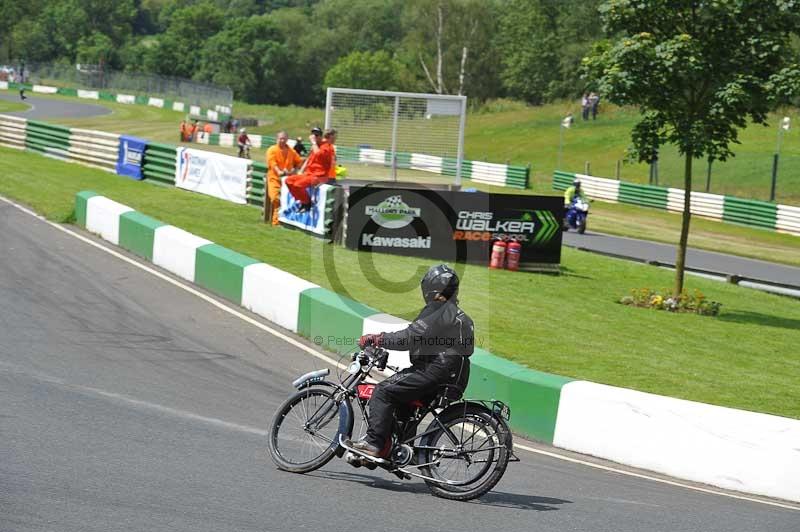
[381,300,475,366]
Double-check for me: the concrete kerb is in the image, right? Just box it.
[73,190,800,504]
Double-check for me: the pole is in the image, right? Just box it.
[615,160,621,180]
[705,159,712,192]
[454,96,467,187]
[770,122,785,202]
[557,125,564,170]
[390,95,400,182]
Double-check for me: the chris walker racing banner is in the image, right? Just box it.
[345,186,563,268]
[175,147,248,204]
[278,179,337,237]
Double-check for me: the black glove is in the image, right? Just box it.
[358,333,383,349]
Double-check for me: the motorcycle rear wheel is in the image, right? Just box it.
[267,387,341,473]
[419,404,511,501]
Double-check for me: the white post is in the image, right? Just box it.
[455,96,467,187]
[324,88,332,130]
[390,95,400,182]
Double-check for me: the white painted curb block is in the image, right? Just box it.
[78,89,99,99]
[173,102,185,112]
[33,85,58,94]
[85,197,133,245]
[241,263,318,332]
[116,94,135,104]
[148,97,164,108]
[359,149,385,165]
[152,226,211,282]
[553,381,800,503]
[190,105,201,116]
[362,313,411,369]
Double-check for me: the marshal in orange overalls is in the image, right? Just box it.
[266,142,302,225]
[285,140,336,205]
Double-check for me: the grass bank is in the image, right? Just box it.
[0,99,29,113]
[1,145,798,419]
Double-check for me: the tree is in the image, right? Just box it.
[196,15,291,104]
[402,0,499,98]
[76,32,116,66]
[323,50,408,91]
[584,0,800,295]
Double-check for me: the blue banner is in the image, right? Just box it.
[116,135,146,180]
[279,181,335,237]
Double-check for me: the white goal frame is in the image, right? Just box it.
[325,87,467,185]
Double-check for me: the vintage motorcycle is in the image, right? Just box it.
[267,346,516,501]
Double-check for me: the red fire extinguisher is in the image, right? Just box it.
[489,240,507,269]
[506,241,522,271]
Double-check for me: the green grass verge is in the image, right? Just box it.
[1,145,798,419]
[0,99,29,113]
[4,90,799,266]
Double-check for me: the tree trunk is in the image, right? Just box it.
[435,3,445,94]
[674,150,693,296]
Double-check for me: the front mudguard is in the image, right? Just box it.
[296,380,354,457]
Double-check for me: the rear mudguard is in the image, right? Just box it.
[296,380,354,457]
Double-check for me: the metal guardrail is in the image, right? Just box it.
[554,170,799,236]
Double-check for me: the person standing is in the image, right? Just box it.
[581,93,589,120]
[589,92,600,120]
[286,128,337,211]
[265,131,303,226]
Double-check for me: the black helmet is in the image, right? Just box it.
[421,264,459,303]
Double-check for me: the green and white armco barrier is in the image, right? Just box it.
[75,190,800,503]
[204,133,530,189]
[0,113,119,172]
[0,81,231,122]
[554,170,800,236]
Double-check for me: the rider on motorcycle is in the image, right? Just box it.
[564,178,587,206]
[346,264,475,458]
[237,128,252,157]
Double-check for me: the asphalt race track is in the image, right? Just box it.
[2,200,798,531]
[563,231,800,287]
[0,92,112,119]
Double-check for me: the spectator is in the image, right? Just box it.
[190,120,199,142]
[266,131,303,226]
[581,93,590,121]
[237,128,251,158]
[203,121,213,135]
[179,120,187,142]
[225,119,233,134]
[293,136,307,157]
[232,118,240,133]
[286,128,337,212]
[589,92,600,120]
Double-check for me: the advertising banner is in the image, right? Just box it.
[345,186,562,268]
[278,180,336,236]
[175,147,249,204]
[116,135,146,180]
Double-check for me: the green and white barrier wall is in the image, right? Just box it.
[554,170,800,236]
[76,190,800,503]
[0,80,231,122]
[1,114,119,172]
[201,132,530,189]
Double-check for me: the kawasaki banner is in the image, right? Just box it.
[116,135,146,180]
[279,180,337,237]
[345,186,562,268]
[175,147,248,204]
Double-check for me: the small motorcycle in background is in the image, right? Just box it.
[563,197,590,234]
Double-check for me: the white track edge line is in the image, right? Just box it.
[1,194,797,513]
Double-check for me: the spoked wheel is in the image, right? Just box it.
[267,387,342,473]
[419,404,511,501]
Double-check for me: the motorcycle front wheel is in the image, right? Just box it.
[267,387,342,473]
[419,404,511,501]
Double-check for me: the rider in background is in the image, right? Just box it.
[346,264,475,458]
[564,178,587,206]
[237,128,252,158]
